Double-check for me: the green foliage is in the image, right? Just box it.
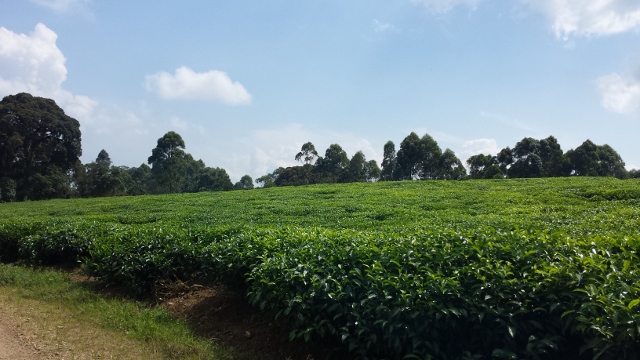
[234,174,255,190]
[1,178,640,359]
[0,93,82,200]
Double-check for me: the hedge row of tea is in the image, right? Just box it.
[1,178,639,359]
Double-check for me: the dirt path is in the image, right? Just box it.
[0,309,45,360]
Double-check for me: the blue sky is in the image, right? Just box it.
[1,0,639,181]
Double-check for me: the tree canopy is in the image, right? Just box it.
[0,93,82,200]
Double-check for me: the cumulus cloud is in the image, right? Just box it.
[0,23,97,122]
[409,0,481,13]
[597,73,640,114]
[145,66,252,105]
[526,0,640,39]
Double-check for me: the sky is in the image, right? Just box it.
[1,0,639,182]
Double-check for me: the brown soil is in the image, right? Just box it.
[0,309,44,360]
[154,281,345,360]
[1,269,348,360]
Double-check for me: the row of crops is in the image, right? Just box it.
[1,178,639,359]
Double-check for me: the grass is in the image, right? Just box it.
[0,264,234,359]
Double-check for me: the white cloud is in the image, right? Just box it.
[0,23,97,122]
[29,0,91,14]
[373,19,398,33]
[525,0,640,39]
[145,66,252,105]
[409,0,481,13]
[460,138,500,159]
[597,73,640,113]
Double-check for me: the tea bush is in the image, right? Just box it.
[1,177,639,359]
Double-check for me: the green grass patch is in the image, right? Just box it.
[0,264,232,359]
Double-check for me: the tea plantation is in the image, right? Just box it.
[1,177,639,359]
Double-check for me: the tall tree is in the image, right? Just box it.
[395,132,422,180]
[364,160,381,182]
[147,131,187,193]
[437,149,466,180]
[539,136,568,177]
[507,137,542,178]
[566,140,599,176]
[316,144,349,183]
[77,150,133,197]
[346,151,367,182]
[380,141,397,181]
[295,142,319,164]
[0,93,82,200]
[418,133,443,180]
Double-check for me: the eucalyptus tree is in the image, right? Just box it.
[295,142,319,164]
[316,144,349,183]
[147,131,187,193]
[418,133,443,180]
[395,132,422,180]
[380,140,397,181]
[437,149,466,180]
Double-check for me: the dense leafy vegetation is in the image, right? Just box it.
[1,177,639,359]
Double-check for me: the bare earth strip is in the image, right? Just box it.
[0,292,164,360]
[0,306,46,360]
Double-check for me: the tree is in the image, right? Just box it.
[566,140,599,176]
[418,133,443,180]
[196,167,233,191]
[147,131,187,193]
[467,154,502,179]
[315,144,349,183]
[0,177,16,202]
[234,174,254,190]
[395,132,422,180]
[539,136,568,177]
[437,149,466,180]
[496,147,513,174]
[77,150,132,197]
[0,93,82,200]
[275,165,314,186]
[507,138,542,178]
[295,142,319,164]
[364,160,381,182]
[180,156,205,193]
[596,144,627,179]
[96,149,111,166]
[346,151,367,182]
[380,141,397,181]
[255,168,282,188]
[124,164,152,195]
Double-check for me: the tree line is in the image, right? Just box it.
[0,93,251,201]
[1,93,637,201]
[256,132,637,188]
